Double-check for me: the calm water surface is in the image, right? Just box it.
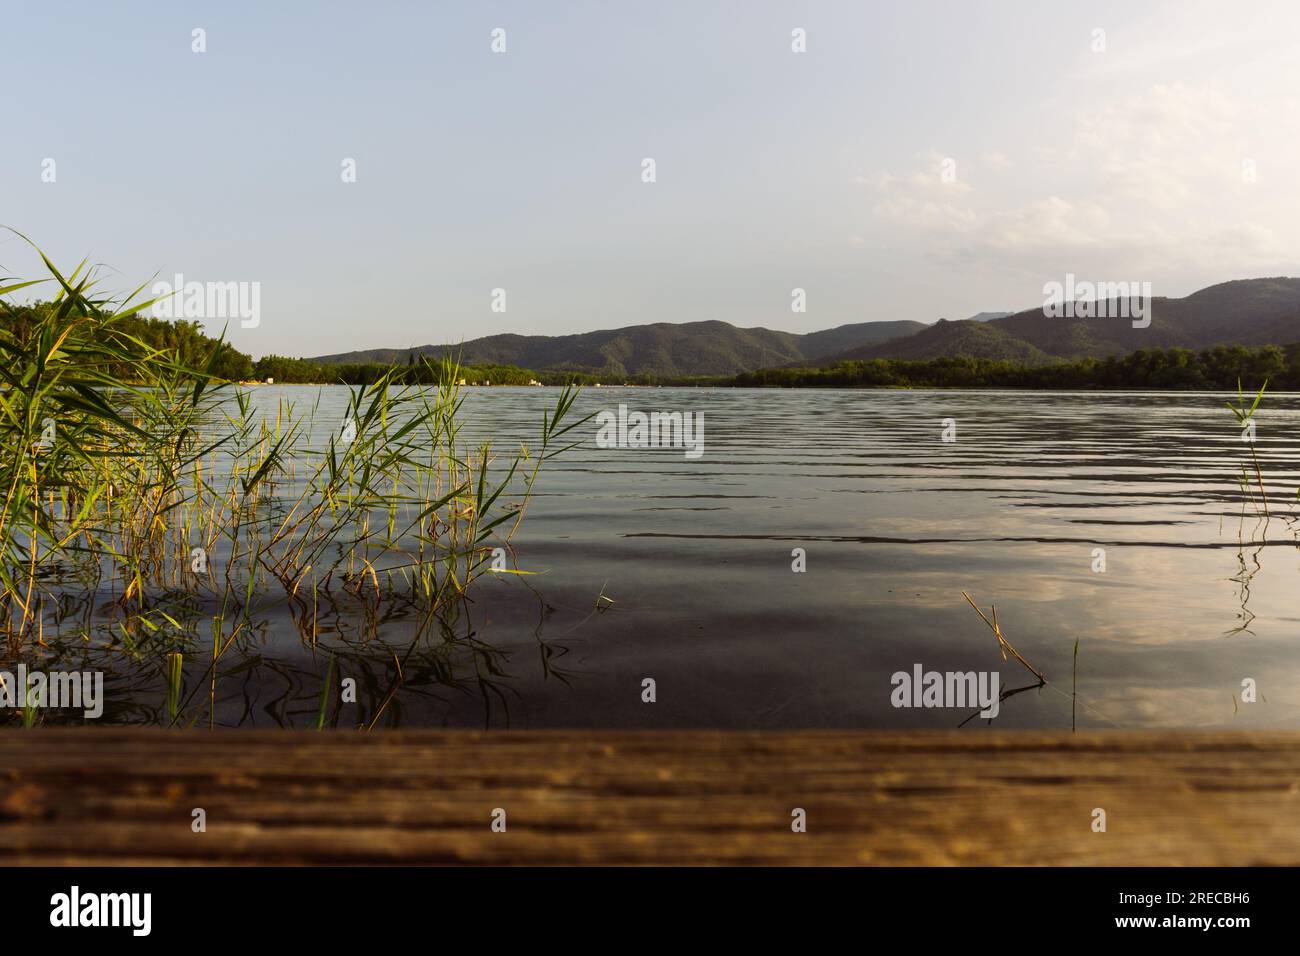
[63,387,1300,729]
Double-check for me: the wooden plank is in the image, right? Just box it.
[1,730,1297,865]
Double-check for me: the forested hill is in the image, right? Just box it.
[1,302,254,381]
[309,318,927,379]
[814,278,1300,365]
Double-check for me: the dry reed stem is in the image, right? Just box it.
[961,591,1046,683]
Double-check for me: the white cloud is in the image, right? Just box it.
[857,84,1300,282]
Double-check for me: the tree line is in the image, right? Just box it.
[10,300,1299,391]
[727,346,1299,391]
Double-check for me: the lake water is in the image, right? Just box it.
[452,386,1300,731]
[44,386,1300,729]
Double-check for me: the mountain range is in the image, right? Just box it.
[310,319,926,378]
[309,278,1300,379]
[827,278,1300,365]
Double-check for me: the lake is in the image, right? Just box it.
[32,386,1300,730]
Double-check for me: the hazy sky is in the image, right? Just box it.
[4,0,1299,358]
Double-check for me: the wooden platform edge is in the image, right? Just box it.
[2,729,1297,866]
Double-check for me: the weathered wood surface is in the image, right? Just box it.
[1,730,1297,865]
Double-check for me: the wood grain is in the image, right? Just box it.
[1,730,1297,865]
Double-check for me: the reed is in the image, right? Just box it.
[1225,379,1270,522]
[961,591,1046,683]
[1,242,588,726]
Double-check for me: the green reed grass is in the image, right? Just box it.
[1,239,589,726]
[1226,378,1270,521]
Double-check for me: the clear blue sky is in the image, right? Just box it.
[4,0,1298,357]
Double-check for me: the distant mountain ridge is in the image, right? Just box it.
[814,278,1300,366]
[310,319,926,378]
[309,278,1300,379]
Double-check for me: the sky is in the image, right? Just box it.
[3,0,1300,358]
